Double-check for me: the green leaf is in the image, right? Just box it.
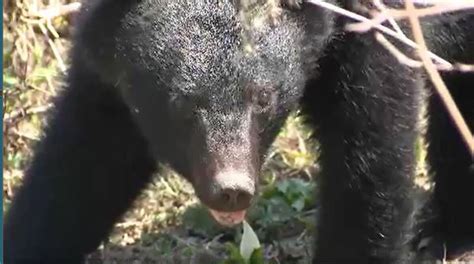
[182,205,225,236]
[248,247,264,264]
[222,243,246,264]
[291,197,305,212]
[276,180,290,194]
[240,220,261,262]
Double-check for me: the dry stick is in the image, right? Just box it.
[305,0,452,67]
[375,32,424,68]
[405,0,474,156]
[375,32,474,72]
[306,0,474,154]
[349,2,474,32]
[387,2,474,21]
[373,0,405,35]
[346,1,474,72]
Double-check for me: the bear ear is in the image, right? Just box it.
[280,0,303,10]
[281,1,336,39]
[234,0,335,38]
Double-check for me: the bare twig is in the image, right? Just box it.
[375,32,424,68]
[375,32,474,72]
[405,0,474,155]
[350,1,474,32]
[305,0,453,67]
[305,0,474,154]
[373,0,406,36]
[345,1,474,72]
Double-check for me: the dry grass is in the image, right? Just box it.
[3,0,71,206]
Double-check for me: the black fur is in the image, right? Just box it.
[4,1,473,263]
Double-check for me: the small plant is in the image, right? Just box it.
[222,220,264,264]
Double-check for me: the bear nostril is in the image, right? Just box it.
[221,191,233,203]
[220,188,252,211]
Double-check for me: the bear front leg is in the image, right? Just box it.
[303,33,424,264]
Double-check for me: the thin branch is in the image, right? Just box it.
[345,1,474,72]
[350,2,474,31]
[305,0,474,154]
[403,2,474,17]
[373,0,405,36]
[375,32,424,68]
[305,0,452,67]
[375,32,474,72]
[405,0,474,155]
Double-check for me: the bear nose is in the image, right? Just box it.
[207,172,255,212]
[219,187,253,211]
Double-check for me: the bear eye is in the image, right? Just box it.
[257,90,271,106]
[252,87,274,114]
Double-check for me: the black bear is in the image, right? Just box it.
[4,0,473,263]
